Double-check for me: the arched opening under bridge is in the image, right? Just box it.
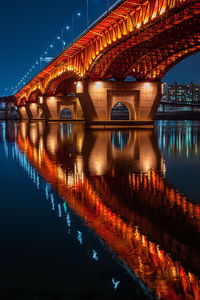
[46,73,78,96]
[60,108,73,119]
[111,102,130,120]
[29,89,42,103]
[55,78,76,96]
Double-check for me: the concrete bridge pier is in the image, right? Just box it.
[27,103,40,119]
[18,103,45,120]
[40,95,84,121]
[18,106,29,119]
[18,81,162,126]
[76,80,163,127]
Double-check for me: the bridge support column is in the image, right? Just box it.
[18,101,49,120]
[76,81,163,127]
[27,103,40,119]
[18,106,29,119]
[44,96,84,120]
[18,103,39,119]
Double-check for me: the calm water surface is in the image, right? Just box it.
[0,120,200,300]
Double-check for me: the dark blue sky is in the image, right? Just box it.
[0,0,199,96]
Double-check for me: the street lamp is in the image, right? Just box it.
[86,0,109,29]
[72,12,81,41]
[86,0,89,29]
[47,43,54,60]
[61,25,70,50]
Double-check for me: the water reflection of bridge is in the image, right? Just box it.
[7,121,200,299]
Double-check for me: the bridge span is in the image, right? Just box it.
[14,0,199,125]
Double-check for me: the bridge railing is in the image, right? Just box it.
[41,0,124,71]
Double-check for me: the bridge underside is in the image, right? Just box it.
[88,12,200,81]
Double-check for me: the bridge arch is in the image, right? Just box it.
[45,72,79,96]
[111,102,130,120]
[87,16,200,81]
[17,97,28,119]
[130,37,200,80]
[18,96,27,106]
[60,108,73,119]
[110,100,136,121]
[28,89,42,103]
[148,47,200,80]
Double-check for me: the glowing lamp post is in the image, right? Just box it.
[87,0,89,29]
[61,26,70,50]
[72,12,81,41]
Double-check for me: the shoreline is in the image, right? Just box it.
[1,111,200,122]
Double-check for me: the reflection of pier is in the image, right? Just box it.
[14,122,200,299]
[91,171,200,267]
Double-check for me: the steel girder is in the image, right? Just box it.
[88,3,200,80]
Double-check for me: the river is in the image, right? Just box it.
[0,120,200,300]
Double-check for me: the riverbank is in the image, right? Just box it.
[0,110,19,120]
[1,109,200,121]
[155,111,200,120]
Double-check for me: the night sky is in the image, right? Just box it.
[0,0,199,96]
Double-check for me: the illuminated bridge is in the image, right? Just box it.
[14,0,199,124]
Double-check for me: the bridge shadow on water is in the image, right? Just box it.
[1,121,200,299]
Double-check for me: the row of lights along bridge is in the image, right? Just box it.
[5,0,111,97]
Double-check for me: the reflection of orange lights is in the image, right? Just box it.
[30,126,38,145]
[47,135,58,155]
[16,126,200,300]
[21,123,27,139]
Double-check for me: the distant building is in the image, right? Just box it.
[165,82,200,103]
